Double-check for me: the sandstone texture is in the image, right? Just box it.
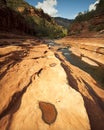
[0,34,104,130]
[55,37,104,130]
[0,33,91,130]
[55,37,104,87]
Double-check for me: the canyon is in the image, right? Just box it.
[0,0,104,130]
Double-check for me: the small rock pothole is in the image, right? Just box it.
[39,101,57,125]
[49,63,57,67]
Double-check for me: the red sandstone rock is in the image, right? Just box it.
[0,34,91,130]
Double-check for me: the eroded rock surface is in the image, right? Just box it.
[0,34,104,130]
[55,37,104,130]
[55,37,104,87]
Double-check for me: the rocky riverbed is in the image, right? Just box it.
[0,33,104,130]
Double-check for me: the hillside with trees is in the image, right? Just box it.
[0,0,67,38]
[68,0,104,37]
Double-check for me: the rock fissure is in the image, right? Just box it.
[0,73,34,119]
[35,68,43,77]
[0,34,104,130]
[61,62,79,90]
[82,79,104,112]
[0,61,16,80]
[54,51,104,130]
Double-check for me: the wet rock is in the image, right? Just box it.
[39,101,57,125]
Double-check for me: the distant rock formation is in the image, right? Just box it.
[54,17,73,28]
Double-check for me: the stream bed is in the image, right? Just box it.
[45,40,104,88]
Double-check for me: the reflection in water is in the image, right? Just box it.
[59,47,104,88]
[45,41,104,88]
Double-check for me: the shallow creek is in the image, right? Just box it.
[44,40,104,88]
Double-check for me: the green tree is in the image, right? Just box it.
[96,0,104,13]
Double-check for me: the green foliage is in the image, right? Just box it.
[96,0,104,14]
[96,24,104,31]
[24,14,67,38]
[35,19,67,38]
[25,16,36,28]
[73,0,104,23]
[69,0,104,35]
[6,0,66,38]
[88,25,95,31]
[7,0,30,10]
[74,10,95,22]
[89,23,104,32]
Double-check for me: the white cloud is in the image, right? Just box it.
[89,0,100,11]
[36,0,58,17]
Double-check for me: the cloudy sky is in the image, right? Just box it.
[25,0,99,19]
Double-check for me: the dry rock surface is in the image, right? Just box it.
[0,34,104,130]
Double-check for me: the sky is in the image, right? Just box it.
[25,0,99,19]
